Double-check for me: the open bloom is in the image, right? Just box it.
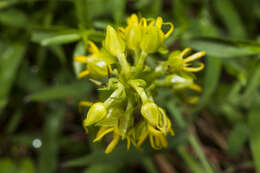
[166,48,206,73]
[136,120,174,150]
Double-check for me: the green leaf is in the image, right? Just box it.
[242,63,260,107]
[64,147,144,167]
[74,0,91,28]
[227,122,249,156]
[18,159,35,173]
[0,0,17,9]
[6,110,22,134]
[178,146,204,173]
[28,81,93,102]
[49,46,67,65]
[0,9,29,28]
[0,42,26,112]
[83,164,120,173]
[142,157,158,173]
[183,37,260,58]
[109,0,126,24]
[32,30,81,46]
[214,0,246,39]
[249,103,260,173]
[195,57,222,112]
[0,158,16,173]
[38,107,65,173]
[10,134,39,146]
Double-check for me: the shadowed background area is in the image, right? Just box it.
[0,0,260,172]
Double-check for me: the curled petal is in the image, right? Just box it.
[180,48,192,57]
[183,62,204,72]
[87,41,99,54]
[79,101,93,113]
[93,127,114,142]
[163,22,174,39]
[183,51,206,63]
[127,136,131,151]
[149,135,161,150]
[188,84,202,92]
[148,124,162,136]
[159,135,168,148]
[105,133,120,154]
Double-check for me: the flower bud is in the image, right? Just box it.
[96,107,124,126]
[166,51,184,72]
[141,102,160,126]
[166,74,193,90]
[84,102,107,126]
[104,25,125,57]
[125,25,142,50]
[86,58,109,78]
[140,27,164,53]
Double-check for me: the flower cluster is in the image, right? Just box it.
[74,14,205,154]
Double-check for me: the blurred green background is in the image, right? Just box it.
[1,0,260,172]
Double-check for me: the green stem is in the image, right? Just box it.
[135,51,148,75]
[188,134,214,173]
[117,53,130,78]
[129,81,149,103]
[104,86,125,107]
[167,100,214,173]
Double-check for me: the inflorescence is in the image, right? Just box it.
[74,14,205,154]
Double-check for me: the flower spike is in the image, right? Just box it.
[74,13,205,154]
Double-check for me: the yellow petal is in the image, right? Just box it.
[87,41,99,54]
[183,51,206,63]
[105,133,120,154]
[78,70,90,78]
[93,127,114,142]
[183,62,204,72]
[74,56,88,63]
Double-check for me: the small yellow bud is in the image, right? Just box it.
[104,25,125,57]
[141,102,160,126]
[86,57,109,78]
[96,107,124,126]
[166,51,184,72]
[140,26,164,53]
[125,25,142,50]
[165,74,193,90]
[84,102,107,126]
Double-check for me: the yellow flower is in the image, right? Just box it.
[119,14,174,53]
[74,41,115,79]
[119,14,142,50]
[104,25,126,57]
[140,16,174,53]
[141,102,160,126]
[136,121,174,150]
[167,48,206,73]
